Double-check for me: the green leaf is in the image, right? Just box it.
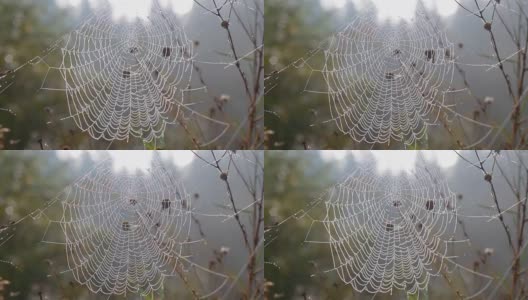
[408,290,428,300]
[144,135,166,150]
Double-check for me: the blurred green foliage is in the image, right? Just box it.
[263,152,488,299]
[0,0,90,150]
[263,0,492,150]
[0,151,79,299]
[0,1,248,150]
[0,152,200,299]
[264,0,348,150]
[264,151,341,298]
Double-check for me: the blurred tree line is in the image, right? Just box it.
[0,152,197,299]
[264,0,490,150]
[0,0,92,150]
[264,0,372,150]
[264,151,344,299]
[0,0,209,150]
[0,151,89,299]
[263,152,490,299]
[264,152,401,299]
[265,0,333,150]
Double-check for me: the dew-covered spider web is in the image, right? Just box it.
[0,0,236,147]
[264,2,499,148]
[0,156,229,298]
[321,9,454,145]
[265,160,494,298]
[319,166,458,294]
[58,5,194,142]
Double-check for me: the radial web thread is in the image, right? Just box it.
[36,158,228,297]
[321,8,454,145]
[60,7,194,142]
[320,166,456,294]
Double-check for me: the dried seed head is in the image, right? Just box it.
[484,174,492,182]
[218,94,231,103]
[221,20,229,29]
[220,172,228,181]
[484,22,492,31]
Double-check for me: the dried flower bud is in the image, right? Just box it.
[484,96,495,105]
[484,174,492,182]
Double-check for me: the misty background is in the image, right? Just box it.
[265,150,528,299]
[265,0,525,150]
[0,150,263,299]
[0,0,263,150]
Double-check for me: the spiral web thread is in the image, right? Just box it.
[264,0,528,148]
[264,161,493,298]
[316,166,457,295]
[1,1,231,146]
[59,6,193,142]
[26,158,229,298]
[263,4,464,146]
[321,10,453,145]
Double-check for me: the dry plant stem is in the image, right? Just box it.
[174,261,201,300]
[440,113,465,148]
[211,151,251,252]
[465,151,528,298]
[194,151,263,299]
[501,153,528,298]
[452,0,528,148]
[194,151,256,299]
[482,1,522,147]
[194,0,263,149]
[231,152,264,299]
[475,151,515,250]
[440,269,465,300]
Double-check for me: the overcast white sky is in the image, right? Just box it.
[320,151,459,174]
[56,0,194,20]
[320,0,460,21]
[57,150,195,172]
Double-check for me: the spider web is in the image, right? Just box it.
[265,160,494,298]
[1,157,229,298]
[264,2,499,148]
[58,5,194,142]
[321,8,454,145]
[317,166,458,294]
[1,0,233,147]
